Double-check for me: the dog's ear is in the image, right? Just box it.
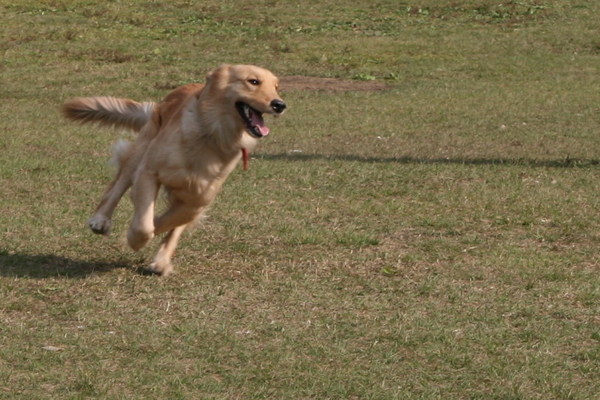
[206,64,231,86]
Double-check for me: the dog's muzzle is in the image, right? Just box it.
[236,99,287,138]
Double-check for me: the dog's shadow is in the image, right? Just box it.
[0,250,135,279]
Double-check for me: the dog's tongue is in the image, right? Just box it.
[251,110,270,136]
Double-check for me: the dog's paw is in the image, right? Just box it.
[145,260,173,277]
[88,215,112,235]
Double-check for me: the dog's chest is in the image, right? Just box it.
[158,153,240,207]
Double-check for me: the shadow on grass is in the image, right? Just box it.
[0,250,131,279]
[258,153,600,168]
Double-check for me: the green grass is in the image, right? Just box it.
[1,0,600,398]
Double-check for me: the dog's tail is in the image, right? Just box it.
[62,97,155,131]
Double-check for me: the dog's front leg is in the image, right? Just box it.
[127,170,160,251]
[146,224,188,276]
[153,200,204,235]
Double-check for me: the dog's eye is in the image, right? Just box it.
[248,79,261,86]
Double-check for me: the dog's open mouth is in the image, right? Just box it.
[235,102,270,138]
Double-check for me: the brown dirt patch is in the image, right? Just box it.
[280,76,390,92]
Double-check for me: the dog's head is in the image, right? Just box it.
[205,64,286,138]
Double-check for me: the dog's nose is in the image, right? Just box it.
[270,99,287,114]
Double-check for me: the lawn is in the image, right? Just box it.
[1,1,599,399]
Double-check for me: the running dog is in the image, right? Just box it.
[63,64,286,275]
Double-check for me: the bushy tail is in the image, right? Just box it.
[62,97,155,131]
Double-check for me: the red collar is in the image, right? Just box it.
[241,148,249,171]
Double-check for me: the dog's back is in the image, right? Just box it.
[154,84,205,128]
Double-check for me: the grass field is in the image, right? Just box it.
[1,0,599,398]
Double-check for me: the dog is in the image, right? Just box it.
[62,64,286,275]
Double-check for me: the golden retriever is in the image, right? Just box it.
[63,64,286,275]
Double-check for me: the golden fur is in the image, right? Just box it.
[63,64,286,275]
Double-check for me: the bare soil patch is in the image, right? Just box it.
[280,76,389,92]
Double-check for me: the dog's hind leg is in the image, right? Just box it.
[146,224,188,276]
[88,134,152,235]
[127,169,160,251]
[88,168,132,235]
